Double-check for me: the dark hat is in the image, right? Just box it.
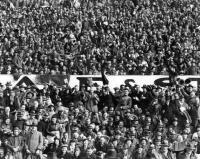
[161,143,169,148]
[140,137,148,142]
[43,112,49,117]
[186,143,196,150]
[114,87,119,90]
[6,82,12,86]
[30,110,36,116]
[142,85,147,89]
[96,151,104,157]
[188,84,193,88]
[13,126,20,131]
[61,144,68,148]
[31,85,38,90]
[37,104,44,109]
[51,114,57,119]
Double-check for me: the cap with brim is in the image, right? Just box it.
[43,113,49,117]
[30,110,36,116]
[96,151,104,157]
[161,143,169,148]
[13,126,20,131]
[51,114,57,119]
[61,144,68,148]
[142,85,147,88]
[6,82,12,86]
[188,84,193,88]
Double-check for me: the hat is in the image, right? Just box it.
[96,151,104,157]
[114,87,119,90]
[161,143,169,148]
[188,84,193,88]
[186,143,196,150]
[61,144,68,148]
[140,137,148,142]
[30,110,36,116]
[6,82,12,86]
[37,104,44,110]
[142,85,147,89]
[43,113,49,117]
[51,114,57,119]
[13,126,20,131]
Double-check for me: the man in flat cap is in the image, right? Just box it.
[116,88,132,116]
[25,121,43,159]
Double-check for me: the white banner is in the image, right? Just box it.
[0,75,199,91]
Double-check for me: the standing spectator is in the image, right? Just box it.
[25,121,43,159]
[6,126,24,159]
[85,87,99,113]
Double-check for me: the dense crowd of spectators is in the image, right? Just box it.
[0,0,200,75]
[0,79,199,159]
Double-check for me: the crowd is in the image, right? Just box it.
[0,0,200,75]
[0,78,199,159]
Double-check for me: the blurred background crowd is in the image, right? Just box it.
[0,0,200,75]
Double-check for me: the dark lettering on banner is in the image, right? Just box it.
[77,77,102,88]
[188,78,200,87]
[154,78,170,87]
[124,79,135,87]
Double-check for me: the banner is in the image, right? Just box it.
[0,75,199,91]
[0,75,70,89]
[69,75,199,90]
